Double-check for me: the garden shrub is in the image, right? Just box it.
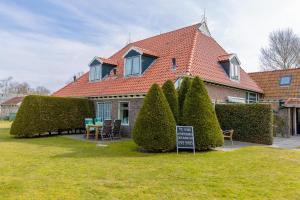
[132,84,176,152]
[162,80,179,123]
[178,77,191,125]
[215,104,273,145]
[10,95,95,137]
[182,76,224,150]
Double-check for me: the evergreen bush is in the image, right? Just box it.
[10,95,95,137]
[182,76,224,150]
[178,77,191,125]
[216,104,273,144]
[162,80,179,123]
[132,84,176,152]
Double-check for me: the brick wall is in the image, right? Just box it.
[93,83,250,136]
[205,83,247,103]
[94,98,143,136]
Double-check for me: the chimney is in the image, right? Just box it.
[73,75,76,82]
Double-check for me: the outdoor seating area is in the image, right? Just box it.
[85,118,122,141]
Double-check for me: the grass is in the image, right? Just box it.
[1,123,300,199]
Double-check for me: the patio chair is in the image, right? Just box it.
[222,129,234,145]
[94,117,103,125]
[84,118,95,138]
[100,119,113,140]
[112,120,122,139]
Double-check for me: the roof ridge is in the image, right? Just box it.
[186,28,199,75]
[249,68,300,74]
[131,23,201,45]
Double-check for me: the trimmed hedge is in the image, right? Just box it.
[215,104,273,145]
[10,95,95,137]
[183,76,224,150]
[162,80,179,123]
[132,84,176,152]
[178,77,191,125]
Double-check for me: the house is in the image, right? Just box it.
[53,22,262,135]
[0,96,24,120]
[249,68,300,136]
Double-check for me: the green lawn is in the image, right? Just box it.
[1,124,300,199]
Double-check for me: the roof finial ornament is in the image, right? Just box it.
[198,9,212,37]
[126,32,131,45]
[201,8,207,24]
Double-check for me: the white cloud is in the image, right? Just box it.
[0,31,116,92]
[0,0,300,92]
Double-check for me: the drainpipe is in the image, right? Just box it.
[294,107,297,136]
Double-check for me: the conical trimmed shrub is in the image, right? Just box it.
[178,77,191,125]
[132,84,176,152]
[162,80,179,123]
[182,76,224,150]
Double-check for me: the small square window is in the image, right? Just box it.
[279,76,292,86]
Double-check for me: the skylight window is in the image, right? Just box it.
[279,75,292,86]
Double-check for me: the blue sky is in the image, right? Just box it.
[0,0,299,92]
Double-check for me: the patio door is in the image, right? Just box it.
[97,102,112,122]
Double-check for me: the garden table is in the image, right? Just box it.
[86,124,102,140]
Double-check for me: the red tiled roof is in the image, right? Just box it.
[217,54,234,62]
[1,97,24,106]
[249,68,300,99]
[53,23,262,97]
[96,57,117,65]
[284,98,300,107]
[124,46,158,57]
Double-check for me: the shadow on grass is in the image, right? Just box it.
[0,128,160,159]
[0,128,216,160]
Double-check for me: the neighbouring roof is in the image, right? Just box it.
[1,96,24,106]
[53,23,262,97]
[284,98,300,107]
[249,68,300,100]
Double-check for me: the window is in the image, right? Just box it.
[118,102,129,125]
[124,56,141,76]
[89,65,101,82]
[246,92,258,103]
[230,64,240,81]
[279,75,292,86]
[171,58,177,71]
[96,102,112,122]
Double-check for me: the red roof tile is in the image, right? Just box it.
[218,54,234,62]
[249,68,300,99]
[97,57,118,65]
[1,97,24,105]
[53,23,262,97]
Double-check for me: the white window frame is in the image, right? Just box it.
[96,102,112,122]
[124,55,142,77]
[230,63,240,81]
[89,64,102,82]
[246,92,258,104]
[118,101,129,125]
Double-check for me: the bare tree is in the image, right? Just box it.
[35,86,50,95]
[0,77,13,95]
[260,28,300,70]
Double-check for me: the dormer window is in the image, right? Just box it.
[89,64,101,82]
[218,54,241,82]
[125,56,141,76]
[230,63,240,81]
[88,57,116,82]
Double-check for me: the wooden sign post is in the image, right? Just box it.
[176,126,195,154]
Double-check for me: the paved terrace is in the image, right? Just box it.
[64,134,300,151]
[216,136,300,151]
